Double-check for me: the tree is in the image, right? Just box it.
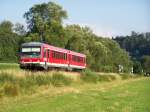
[114,31,150,73]
[114,31,150,59]
[65,25,132,72]
[65,25,87,52]
[24,1,68,45]
[0,20,13,33]
[133,61,142,74]
[13,23,26,36]
[141,56,150,72]
[0,21,20,62]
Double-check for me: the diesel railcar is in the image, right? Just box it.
[19,42,86,70]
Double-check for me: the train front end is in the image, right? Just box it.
[19,42,44,69]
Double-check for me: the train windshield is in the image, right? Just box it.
[21,47,41,58]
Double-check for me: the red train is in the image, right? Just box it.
[19,42,86,70]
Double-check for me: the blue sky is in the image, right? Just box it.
[0,0,149,37]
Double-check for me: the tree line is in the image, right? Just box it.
[1,1,147,73]
[114,31,150,73]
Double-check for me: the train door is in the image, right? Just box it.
[68,54,71,65]
[68,53,72,70]
[43,49,49,70]
[44,49,50,61]
[47,49,50,63]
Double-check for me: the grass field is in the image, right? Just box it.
[0,77,149,112]
[0,63,149,112]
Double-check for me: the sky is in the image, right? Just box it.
[0,0,149,37]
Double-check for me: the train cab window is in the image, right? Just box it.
[21,47,41,58]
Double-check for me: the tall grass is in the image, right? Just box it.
[0,69,141,97]
[0,72,16,84]
[0,71,73,97]
[0,88,3,98]
[81,69,117,83]
[3,82,19,96]
[81,69,99,83]
[18,74,52,89]
[51,73,72,87]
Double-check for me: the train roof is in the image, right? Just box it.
[69,51,86,57]
[21,42,86,57]
[22,42,43,46]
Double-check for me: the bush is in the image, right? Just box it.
[51,73,72,87]
[3,82,19,96]
[81,69,99,83]
[101,66,113,73]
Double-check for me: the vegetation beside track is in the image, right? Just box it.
[0,73,149,112]
[0,67,141,97]
[0,63,148,112]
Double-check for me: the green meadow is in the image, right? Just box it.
[0,64,149,112]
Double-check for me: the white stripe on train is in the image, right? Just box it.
[21,62,86,69]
